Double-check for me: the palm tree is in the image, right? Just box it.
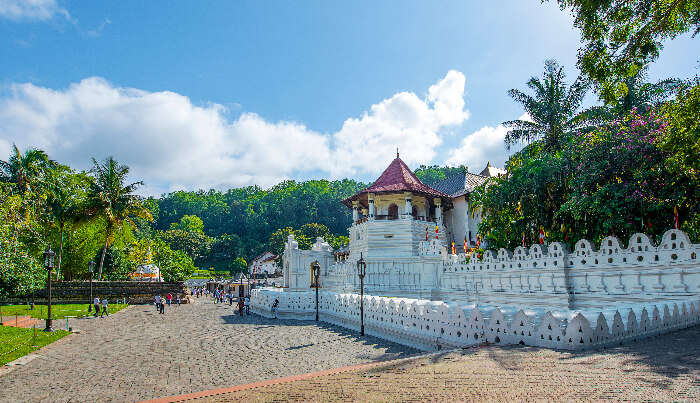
[607,65,681,116]
[503,60,596,153]
[87,157,152,279]
[46,168,89,280]
[0,144,55,194]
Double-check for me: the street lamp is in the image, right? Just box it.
[311,262,320,321]
[88,261,95,312]
[43,248,55,332]
[356,252,366,336]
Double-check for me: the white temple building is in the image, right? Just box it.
[252,155,700,351]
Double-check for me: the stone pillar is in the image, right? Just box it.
[368,193,375,220]
[434,198,442,224]
[404,192,412,219]
[352,200,359,223]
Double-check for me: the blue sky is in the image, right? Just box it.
[0,0,697,195]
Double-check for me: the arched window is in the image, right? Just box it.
[388,204,399,220]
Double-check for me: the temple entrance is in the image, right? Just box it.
[388,204,399,220]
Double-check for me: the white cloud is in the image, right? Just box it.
[330,70,470,176]
[0,71,471,195]
[0,0,69,21]
[445,113,529,171]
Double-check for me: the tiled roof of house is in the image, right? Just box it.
[342,156,449,207]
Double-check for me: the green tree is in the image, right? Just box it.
[86,157,152,279]
[45,168,89,279]
[0,144,55,195]
[229,257,247,276]
[551,0,700,102]
[503,59,596,152]
[414,165,466,186]
[160,229,212,262]
[0,184,45,298]
[169,214,205,233]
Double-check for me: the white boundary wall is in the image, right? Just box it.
[251,288,700,351]
[261,228,700,351]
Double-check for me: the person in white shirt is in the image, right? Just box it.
[244,297,250,315]
[93,297,100,317]
[155,295,161,311]
[101,298,109,317]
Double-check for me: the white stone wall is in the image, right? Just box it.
[251,288,700,351]
[265,228,700,352]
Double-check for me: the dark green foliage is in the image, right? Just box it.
[550,0,699,103]
[93,246,135,281]
[414,165,466,186]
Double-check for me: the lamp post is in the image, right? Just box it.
[88,261,95,312]
[311,262,320,321]
[43,248,55,332]
[356,252,366,336]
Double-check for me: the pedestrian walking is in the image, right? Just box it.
[271,299,279,319]
[155,295,161,311]
[238,297,245,316]
[177,295,181,307]
[159,297,165,314]
[93,297,100,317]
[229,293,233,306]
[244,296,250,315]
[166,293,172,306]
[101,298,109,317]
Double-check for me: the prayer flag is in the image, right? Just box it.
[435,224,439,239]
[451,241,455,255]
[539,227,545,245]
[674,206,680,229]
[425,225,429,241]
[476,235,481,248]
[522,231,526,247]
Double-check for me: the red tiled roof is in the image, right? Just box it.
[342,157,449,207]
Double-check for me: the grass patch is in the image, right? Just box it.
[0,303,128,320]
[0,326,70,366]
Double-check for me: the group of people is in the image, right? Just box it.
[92,297,109,317]
[154,293,180,314]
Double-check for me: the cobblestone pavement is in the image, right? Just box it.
[0,298,416,402]
[186,325,700,402]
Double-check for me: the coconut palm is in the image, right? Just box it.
[503,60,597,153]
[46,168,89,279]
[608,65,681,116]
[86,157,152,279]
[0,144,55,194]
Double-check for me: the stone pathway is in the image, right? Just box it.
[165,325,700,402]
[0,298,416,402]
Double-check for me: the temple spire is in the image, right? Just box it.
[396,147,399,158]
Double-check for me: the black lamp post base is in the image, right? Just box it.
[43,326,53,332]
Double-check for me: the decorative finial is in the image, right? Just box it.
[396,147,399,158]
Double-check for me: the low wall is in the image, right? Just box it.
[251,288,700,351]
[5,281,187,305]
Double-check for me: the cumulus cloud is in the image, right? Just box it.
[445,113,529,171]
[0,0,69,21]
[0,71,471,195]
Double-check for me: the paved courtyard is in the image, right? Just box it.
[178,326,700,402]
[0,298,416,402]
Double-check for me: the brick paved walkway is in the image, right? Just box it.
[0,298,416,402]
[172,326,700,402]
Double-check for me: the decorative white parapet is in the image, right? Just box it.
[418,239,442,257]
[260,228,700,352]
[250,288,700,352]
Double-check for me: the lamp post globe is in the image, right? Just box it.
[311,262,321,321]
[88,261,95,313]
[356,252,366,336]
[43,248,55,332]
